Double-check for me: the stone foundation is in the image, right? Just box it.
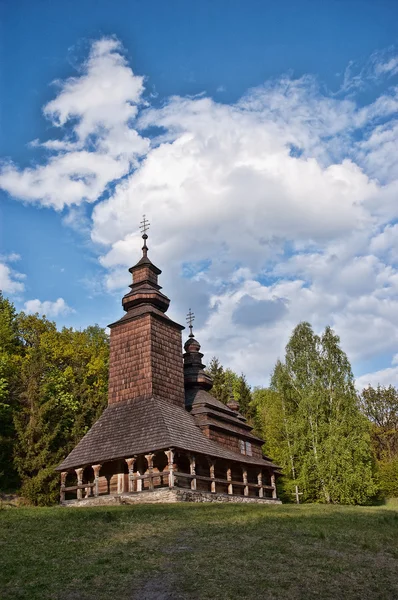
[62,487,281,507]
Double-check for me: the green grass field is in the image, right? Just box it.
[1,501,398,600]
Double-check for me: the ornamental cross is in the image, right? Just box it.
[291,485,303,505]
[139,214,150,236]
[186,308,195,338]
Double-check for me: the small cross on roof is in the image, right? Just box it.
[139,214,150,236]
[186,308,195,338]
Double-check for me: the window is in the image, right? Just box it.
[239,440,252,456]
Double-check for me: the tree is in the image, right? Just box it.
[207,359,253,417]
[252,322,377,504]
[360,385,398,497]
[13,313,109,505]
[207,357,230,405]
[0,293,22,490]
[234,373,252,417]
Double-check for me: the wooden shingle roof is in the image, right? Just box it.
[56,396,278,471]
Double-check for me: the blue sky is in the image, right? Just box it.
[1,0,398,387]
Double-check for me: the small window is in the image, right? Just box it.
[245,441,252,456]
[239,440,245,454]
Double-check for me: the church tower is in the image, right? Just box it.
[108,217,185,407]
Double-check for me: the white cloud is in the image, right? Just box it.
[0,37,149,210]
[23,297,74,317]
[0,262,25,294]
[2,37,398,387]
[356,360,398,390]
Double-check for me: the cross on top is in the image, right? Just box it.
[186,308,195,338]
[139,214,150,236]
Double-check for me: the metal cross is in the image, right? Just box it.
[186,308,195,338]
[139,214,150,236]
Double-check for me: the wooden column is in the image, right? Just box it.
[165,449,175,488]
[242,468,249,497]
[117,473,125,494]
[125,458,136,493]
[189,455,197,491]
[226,467,233,495]
[60,471,67,503]
[209,460,216,493]
[92,464,101,497]
[145,453,155,491]
[75,468,83,500]
[105,474,112,495]
[136,470,143,492]
[271,473,277,499]
[258,471,263,498]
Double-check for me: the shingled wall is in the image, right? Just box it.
[108,314,152,404]
[108,314,185,407]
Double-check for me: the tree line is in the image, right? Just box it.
[208,323,398,504]
[0,292,397,505]
[0,293,108,504]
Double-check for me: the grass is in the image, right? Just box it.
[1,500,398,600]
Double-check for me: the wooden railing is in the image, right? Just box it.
[128,470,275,498]
[61,482,95,502]
[62,471,276,502]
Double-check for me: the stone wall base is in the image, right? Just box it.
[62,487,282,507]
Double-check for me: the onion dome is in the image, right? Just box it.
[121,216,170,314]
[183,310,213,391]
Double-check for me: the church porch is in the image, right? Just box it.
[60,448,279,505]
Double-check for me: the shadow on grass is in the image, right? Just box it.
[1,502,398,600]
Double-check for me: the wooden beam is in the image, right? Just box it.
[227,467,233,495]
[75,468,83,500]
[165,449,175,488]
[92,464,101,497]
[189,455,197,491]
[60,471,67,503]
[125,457,136,493]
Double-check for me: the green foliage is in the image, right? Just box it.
[377,458,398,498]
[360,384,398,498]
[207,357,253,417]
[207,357,230,405]
[252,322,377,505]
[0,293,23,490]
[0,295,109,504]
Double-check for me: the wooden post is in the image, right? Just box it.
[92,464,101,497]
[117,473,125,494]
[189,455,197,491]
[60,471,67,503]
[145,453,155,491]
[258,471,263,498]
[209,460,216,493]
[271,473,277,499]
[242,468,249,497]
[105,474,112,495]
[125,458,136,493]
[75,468,83,500]
[165,449,175,488]
[227,467,233,495]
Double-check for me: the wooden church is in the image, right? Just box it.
[56,221,281,504]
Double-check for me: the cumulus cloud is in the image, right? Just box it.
[356,354,398,390]
[2,37,398,385]
[0,37,149,210]
[0,261,25,295]
[23,297,73,317]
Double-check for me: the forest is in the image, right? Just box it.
[0,292,397,505]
